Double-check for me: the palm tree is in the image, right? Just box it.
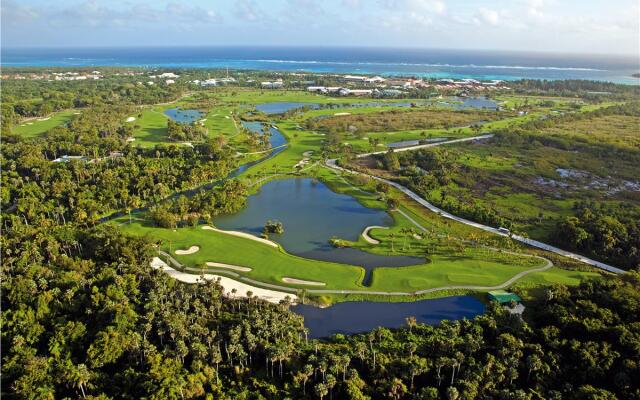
[389,233,396,253]
[408,356,428,390]
[326,374,337,400]
[446,387,460,400]
[405,316,417,333]
[315,383,328,400]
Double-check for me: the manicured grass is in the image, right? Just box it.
[119,218,366,290]
[12,110,78,137]
[516,267,602,286]
[114,90,609,301]
[130,107,169,147]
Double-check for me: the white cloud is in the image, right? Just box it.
[474,8,500,26]
[233,0,266,22]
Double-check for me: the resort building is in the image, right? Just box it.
[261,81,284,89]
[307,86,328,93]
[341,75,368,82]
[488,290,525,315]
[158,72,180,78]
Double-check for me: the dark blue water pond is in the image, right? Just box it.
[442,96,498,110]
[293,296,485,338]
[241,121,288,148]
[214,178,423,285]
[164,108,204,123]
[255,102,321,114]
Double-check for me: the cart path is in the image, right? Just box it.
[326,133,624,274]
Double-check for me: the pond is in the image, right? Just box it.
[254,97,497,116]
[214,178,423,285]
[241,121,288,148]
[164,108,205,124]
[255,102,320,114]
[441,96,498,110]
[293,296,485,338]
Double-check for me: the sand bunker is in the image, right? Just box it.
[126,137,136,142]
[175,245,200,255]
[126,117,136,122]
[282,277,326,286]
[334,112,351,116]
[206,262,252,272]
[362,225,389,245]
[38,117,51,121]
[202,225,279,248]
[294,151,314,169]
[151,257,295,303]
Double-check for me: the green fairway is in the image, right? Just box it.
[129,107,169,146]
[12,110,78,137]
[113,89,613,301]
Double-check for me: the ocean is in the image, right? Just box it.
[2,46,638,84]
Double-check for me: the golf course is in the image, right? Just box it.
[112,88,614,304]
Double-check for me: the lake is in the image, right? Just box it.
[164,108,204,123]
[293,296,485,338]
[254,97,498,116]
[241,121,288,148]
[255,102,321,114]
[214,178,423,285]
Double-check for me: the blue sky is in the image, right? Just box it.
[2,0,638,55]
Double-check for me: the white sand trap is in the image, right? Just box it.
[126,117,136,122]
[151,257,295,303]
[38,117,51,121]
[126,137,136,142]
[282,277,326,286]
[175,245,200,255]
[202,225,279,248]
[413,234,423,240]
[27,122,33,125]
[302,151,313,157]
[206,262,252,272]
[181,142,194,148]
[224,116,230,119]
[362,225,389,245]
[73,112,81,115]
[334,112,351,116]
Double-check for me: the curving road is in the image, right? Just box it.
[327,135,625,274]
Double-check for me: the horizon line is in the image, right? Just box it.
[2,44,638,59]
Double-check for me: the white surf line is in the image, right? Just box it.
[361,226,389,244]
[151,257,296,303]
[201,225,279,248]
[326,139,625,274]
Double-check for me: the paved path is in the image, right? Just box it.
[326,134,625,274]
[358,134,495,157]
[157,247,553,297]
[361,225,389,244]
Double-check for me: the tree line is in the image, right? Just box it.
[2,220,639,399]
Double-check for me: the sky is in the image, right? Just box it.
[2,0,639,56]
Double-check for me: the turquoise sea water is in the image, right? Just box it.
[3,46,638,84]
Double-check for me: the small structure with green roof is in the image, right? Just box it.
[487,290,521,304]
